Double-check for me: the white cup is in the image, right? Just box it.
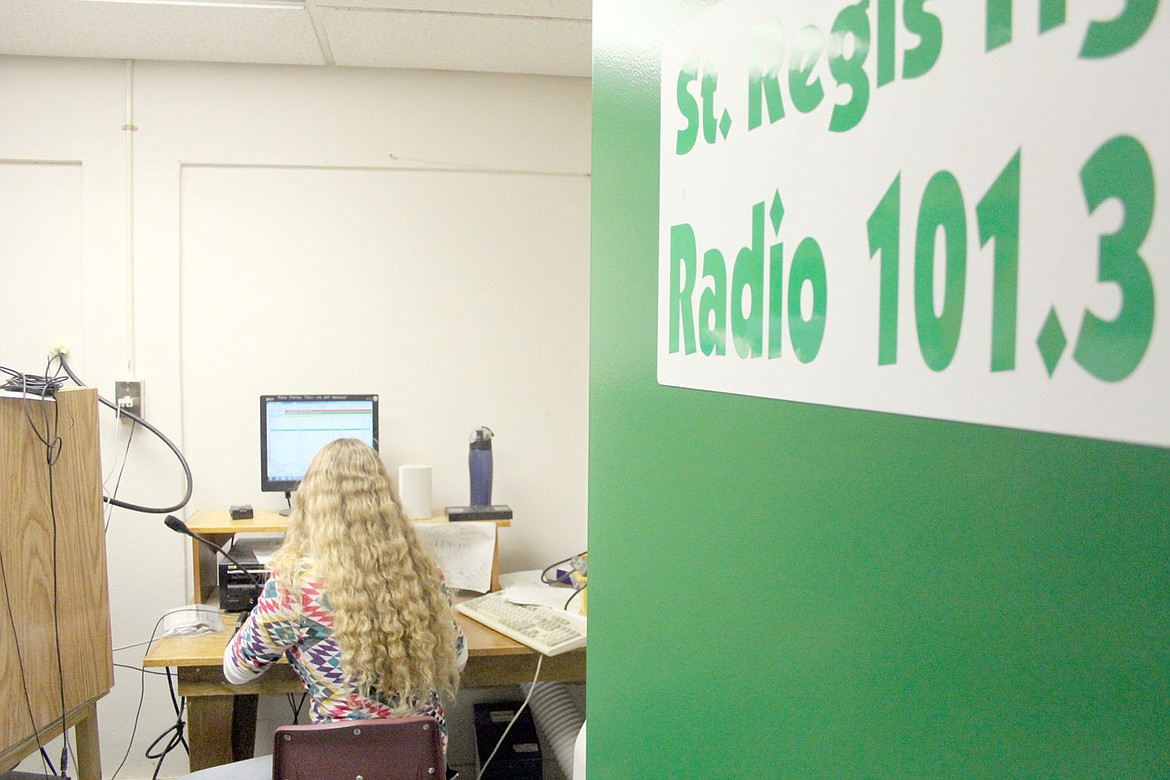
[397,464,433,520]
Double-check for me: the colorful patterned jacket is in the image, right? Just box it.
[223,558,467,750]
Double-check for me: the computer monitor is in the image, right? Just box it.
[260,394,380,493]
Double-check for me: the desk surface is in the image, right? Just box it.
[146,571,585,673]
[145,606,585,697]
[144,610,554,668]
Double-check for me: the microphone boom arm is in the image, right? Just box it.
[164,515,267,620]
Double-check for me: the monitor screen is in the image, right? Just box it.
[260,394,379,493]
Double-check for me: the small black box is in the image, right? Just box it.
[230,504,253,520]
[473,701,542,780]
[446,504,513,522]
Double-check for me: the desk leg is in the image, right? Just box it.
[231,695,258,761]
[187,696,235,771]
[74,701,101,780]
[187,694,258,771]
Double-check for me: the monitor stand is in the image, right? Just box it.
[279,508,291,517]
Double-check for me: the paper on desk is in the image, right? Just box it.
[504,584,573,611]
[414,521,496,593]
[497,569,585,616]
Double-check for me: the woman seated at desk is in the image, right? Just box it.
[222,438,467,754]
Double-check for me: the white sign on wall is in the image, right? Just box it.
[658,0,1169,447]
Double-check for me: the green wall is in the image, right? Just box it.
[589,3,1169,777]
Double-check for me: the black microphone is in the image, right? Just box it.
[164,515,266,618]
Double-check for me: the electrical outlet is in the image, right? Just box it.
[115,380,143,418]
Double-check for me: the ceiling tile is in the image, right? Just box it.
[0,0,592,75]
[0,0,325,65]
[321,6,590,76]
[315,0,591,21]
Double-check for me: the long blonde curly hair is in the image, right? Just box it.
[269,438,461,704]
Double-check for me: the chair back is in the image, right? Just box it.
[272,716,445,780]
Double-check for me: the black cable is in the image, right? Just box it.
[2,358,192,514]
[45,358,71,779]
[0,364,66,396]
[564,585,586,610]
[166,666,189,753]
[145,717,187,780]
[8,364,64,460]
[57,355,193,514]
[148,736,183,780]
[287,691,308,724]
[0,360,68,778]
[48,442,73,780]
[540,551,587,586]
[0,533,53,777]
[540,555,571,584]
[144,670,187,780]
[114,663,171,677]
[110,610,169,780]
[165,667,183,720]
[110,605,217,780]
[24,355,72,780]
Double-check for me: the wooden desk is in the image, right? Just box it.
[185,509,509,601]
[143,611,585,771]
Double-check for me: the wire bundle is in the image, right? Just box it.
[0,366,67,396]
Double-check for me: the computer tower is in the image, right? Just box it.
[473,701,543,780]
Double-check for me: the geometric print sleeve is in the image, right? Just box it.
[440,575,469,672]
[222,571,304,685]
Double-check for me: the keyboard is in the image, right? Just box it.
[457,590,587,657]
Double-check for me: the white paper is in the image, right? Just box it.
[500,570,587,616]
[414,521,496,593]
[505,584,573,610]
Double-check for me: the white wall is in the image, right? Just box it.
[0,54,590,778]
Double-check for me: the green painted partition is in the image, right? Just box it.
[589,2,1169,777]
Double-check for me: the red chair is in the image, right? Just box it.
[272,716,445,780]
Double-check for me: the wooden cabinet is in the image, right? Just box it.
[0,388,111,780]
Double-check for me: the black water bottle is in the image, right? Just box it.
[469,427,493,506]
